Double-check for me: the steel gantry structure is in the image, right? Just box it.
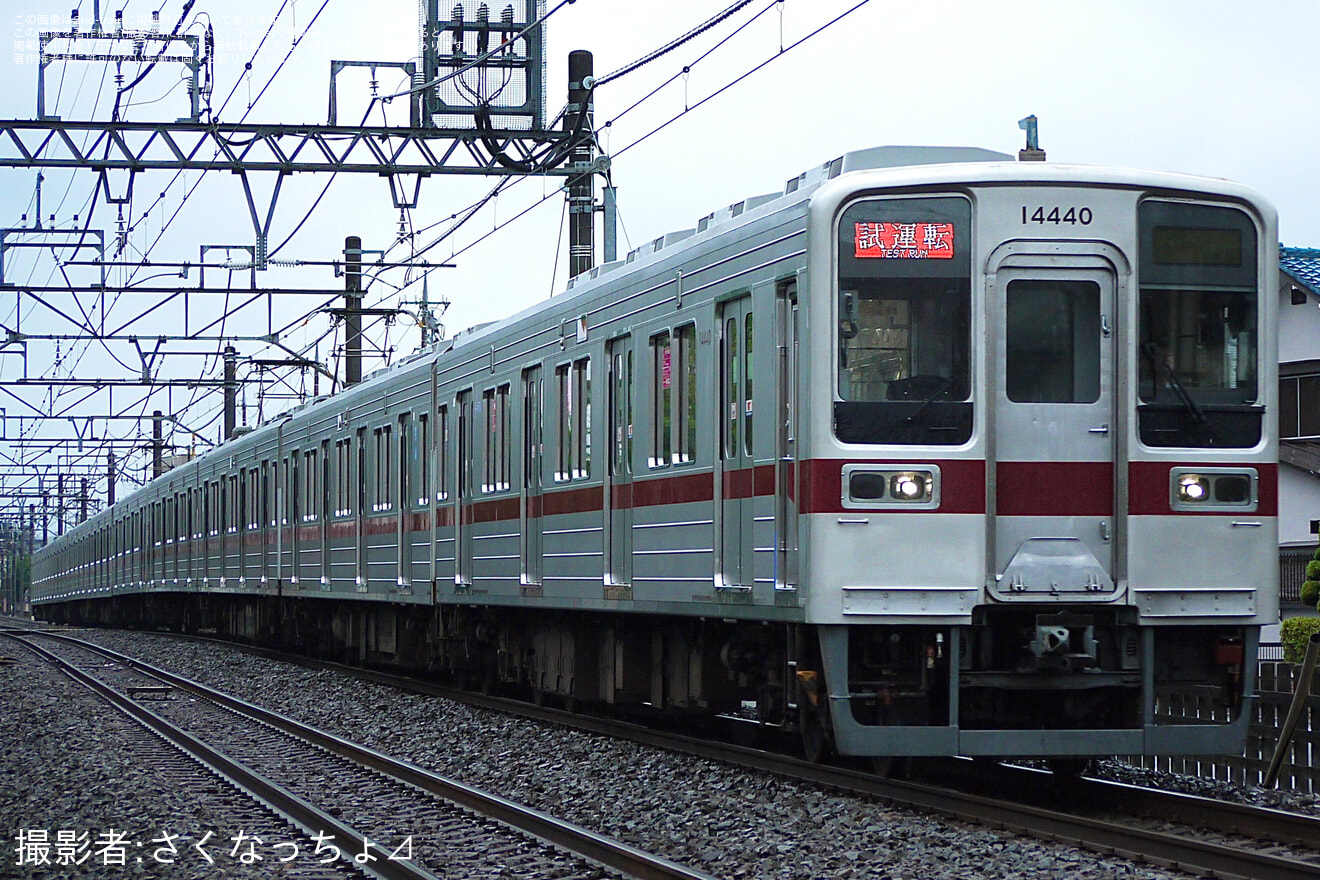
[0,0,604,552]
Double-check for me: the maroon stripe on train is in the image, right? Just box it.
[631,471,713,508]
[996,461,1113,517]
[798,458,987,515]
[1128,461,1277,517]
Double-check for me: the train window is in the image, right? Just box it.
[320,441,331,522]
[261,461,272,528]
[289,453,300,525]
[414,414,430,506]
[650,331,672,468]
[675,324,698,463]
[834,196,972,445]
[744,314,754,455]
[1137,201,1259,447]
[435,405,449,501]
[228,474,238,533]
[483,386,511,492]
[373,427,393,511]
[1006,280,1101,403]
[398,413,412,511]
[555,358,592,482]
[334,439,350,516]
[303,449,318,522]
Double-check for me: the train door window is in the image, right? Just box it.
[483,387,510,492]
[334,439,349,516]
[355,428,368,517]
[398,413,411,510]
[435,405,449,501]
[483,390,495,492]
[723,315,740,458]
[498,385,510,489]
[303,449,318,521]
[1006,280,1101,403]
[228,475,238,533]
[575,359,591,479]
[414,414,430,506]
[675,323,698,463]
[611,349,633,475]
[320,442,331,523]
[203,483,213,538]
[834,195,972,444]
[246,468,253,527]
[555,359,592,482]
[217,479,226,536]
[373,427,393,511]
[289,453,300,525]
[261,461,272,528]
[744,313,754,455]
[650,330,672,469]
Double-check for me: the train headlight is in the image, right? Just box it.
[842,465,940,509]
[891,472,932,501]
[1176,474,1210,503]
[1170,468,1258,512]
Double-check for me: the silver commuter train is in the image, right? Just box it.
[33,145,1279,762]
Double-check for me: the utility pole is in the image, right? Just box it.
[106,451,116,507]
[152,410,164,479]
[344,236,363,388]
[223,345,238,441]
[566,50,595,279]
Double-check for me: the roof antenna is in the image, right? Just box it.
[1018,115,1046,162]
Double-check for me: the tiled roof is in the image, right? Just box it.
[1282,246,1320,296]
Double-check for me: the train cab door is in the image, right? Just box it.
[717,295,755,590]
[521,367,544,590]
[397,413,412,593]
[606,336,634,589]
[775,280,800,593]
[455,390,474,587]
[990,263,1119,600]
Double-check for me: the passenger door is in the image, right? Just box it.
[775,281,799,592]
[717,295,755,589]
[991,265,1118,599]
[606,336,634,589]
[521,367,544,590]
[455,390,474,587]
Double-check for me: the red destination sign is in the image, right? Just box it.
[854,222,955,259]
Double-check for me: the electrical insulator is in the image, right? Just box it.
[151,10,160,34]
[501,5,515,51]
[476,4,489,55]
[115,10,123,34]
[451,4,464,57]
[70,8,78,33]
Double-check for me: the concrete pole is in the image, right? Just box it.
[345,236,363,388]
[566,50,594,279]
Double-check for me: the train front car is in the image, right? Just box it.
[802,151,1277,760]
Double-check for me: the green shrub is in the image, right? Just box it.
[1307,560,1320,581]
[1280,616,1320,663]
[1303,580,1320,607]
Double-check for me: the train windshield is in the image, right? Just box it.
[1137,202,1260,447]
[834,196,972,445]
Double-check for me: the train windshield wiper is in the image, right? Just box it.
[1143,342,1207,427]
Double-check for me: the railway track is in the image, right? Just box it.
[121,628,1320,880]
[0,628,715,880]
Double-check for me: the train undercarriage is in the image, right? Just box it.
[37,593,1253,762]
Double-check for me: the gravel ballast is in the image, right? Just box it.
[7,627,1316,879]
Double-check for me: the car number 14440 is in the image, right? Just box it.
[1021,206,1094,225]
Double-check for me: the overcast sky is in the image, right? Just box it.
[2,0,1318,466]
